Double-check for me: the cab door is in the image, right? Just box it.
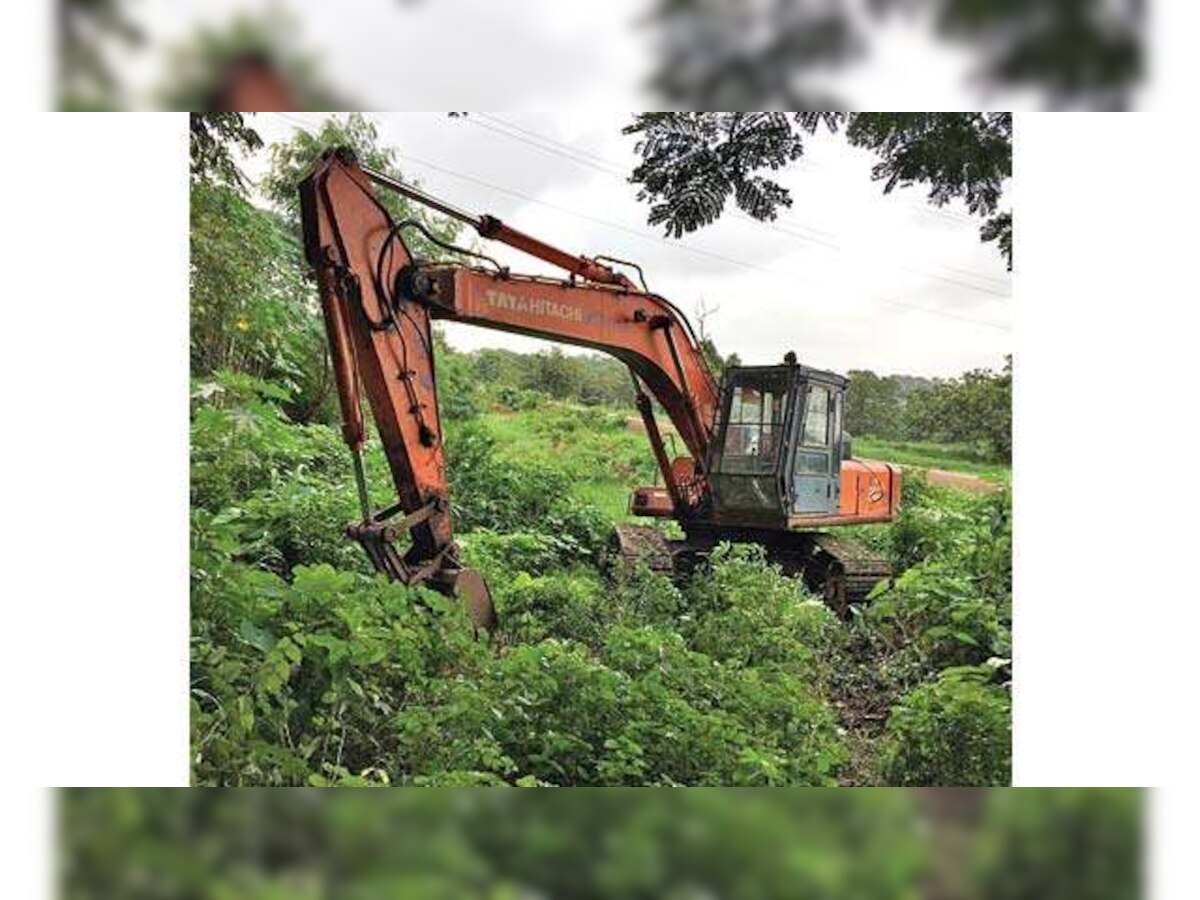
[790,382,841,515]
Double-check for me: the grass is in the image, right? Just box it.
[479,404,657,523]
[477,404,1011,516]
[853,436,1010,482]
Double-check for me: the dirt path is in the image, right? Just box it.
[914,468,1002,494]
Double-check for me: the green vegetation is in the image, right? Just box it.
[61,788,1141,899]
[190,113,1012,786]
[846,360,1012,465]
[191,373,1011,786]
[853,437,1011,482]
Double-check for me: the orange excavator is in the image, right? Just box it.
[299,148,900,630]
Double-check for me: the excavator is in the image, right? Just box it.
[298,147,900,631]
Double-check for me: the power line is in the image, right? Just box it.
[473,112,842,245]
[933,261,1010,288]
[463,113,1010,298]
[263,112,1009,333]
[470,115,625,178]
[394,152,1010,333]
[480,112,982,233]
[475,112,625,169]
[275,112,999,293]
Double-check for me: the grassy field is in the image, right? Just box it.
[478,405,657,523]
[477,405,1012,512]
[853,436,1011,482]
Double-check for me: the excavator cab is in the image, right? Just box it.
[707,363,849,524]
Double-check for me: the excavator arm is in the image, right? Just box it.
[297,147,721,628]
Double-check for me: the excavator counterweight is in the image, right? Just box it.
[298,147,900,629]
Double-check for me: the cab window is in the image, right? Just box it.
[719,383,787,474]
[801,386,830,447]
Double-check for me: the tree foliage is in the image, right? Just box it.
[645,0,1142,111]
[624,113,842,238]
[189,181,323,410]
[846,113,1013,269]
[58,0,143,110]
[189,113,263,192]
[845,361,1011,462]
[625,111,1013,268]
[259,113,461,261]
[905,359,1013,462]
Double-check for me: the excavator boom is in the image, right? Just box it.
[298,146,900,626]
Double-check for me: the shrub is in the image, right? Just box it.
[458,530,581,579]
[191,563,487,786]
[599,623,847,786]
[973,788,1141,900]
[611,565,687,626]
[686,543,840,676]
[879,666,1011,786]
[496,572,609,646]
[495,385,543,411]
[190,371,346,512]
[445,422,611,561]
[863,562,1005,675]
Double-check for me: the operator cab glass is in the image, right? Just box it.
[708,363,848,523]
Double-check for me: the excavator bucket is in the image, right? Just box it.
[345,508,497,636]
[449,568,498,636]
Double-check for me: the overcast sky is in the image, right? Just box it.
[131,0,1074,109]
[244,110,1011,379]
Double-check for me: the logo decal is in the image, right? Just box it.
[485,288,603,325]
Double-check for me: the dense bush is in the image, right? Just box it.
[685,544,840,676]
[445,422,612,563]
[974,788,1141,900]
[191,372,344,512]
[879,666,1011,786]
[61,788,1139,899]
[192,519,849,786]
[190,362,1012,786]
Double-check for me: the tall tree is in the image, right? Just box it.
[189,114,324,415]
[845,370,905,439]
[189,113,263,192]
[625,112,1012,269]
[903,357,1012,461]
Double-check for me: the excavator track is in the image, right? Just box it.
[805,533,893,618]
[611,524,676,574]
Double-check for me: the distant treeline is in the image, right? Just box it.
[447,348,1013,463]
[845,362,1012,462]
